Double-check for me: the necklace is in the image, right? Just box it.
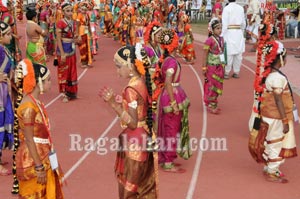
[129,75,140,84]
[64,17,74,36]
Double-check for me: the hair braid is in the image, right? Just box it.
[142,54,153,137]
[139,47,157,151]
[11,67,24,195]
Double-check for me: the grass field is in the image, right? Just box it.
[191,21,209,35]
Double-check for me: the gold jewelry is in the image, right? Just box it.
[120,111,132,125]
[282,117,288,124]
[38,76,44,94]
[170,100,177,107]
[35,164,45,171]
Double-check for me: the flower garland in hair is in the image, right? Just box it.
[135,60,146,76]
[16,59,36,94]
[254,40,278,103]
[144,21,162,44]
[152,63,164,103]
[134,42,146,75]
[253,3,276,113]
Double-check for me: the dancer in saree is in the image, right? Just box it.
[1,1,22,67]
[39,3,50,55]
[143,21,163,68]
[26,9,48,65]
[157,29,191,173]
[180,14,196,64]
[56,2,79,102]
[99,45,158,198]
[89,5,100,55]
[76,2,93,68]
[104,0,113,37]
[15,59,64,198]
[0,21,14,175]
[202,19,225,114]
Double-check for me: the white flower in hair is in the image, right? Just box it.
[164,34,170,42]
[135,42,143,61]
[275,41,284,55]
[15,60,28,82]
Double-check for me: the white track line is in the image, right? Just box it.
[242,63,255,74]
[185,61,259,198]
[185,64,207,199]
[42,67,119,181]
[60,68,119,180]
[62,117,118,181]
[185,60,299,198]
[45,68,88,108]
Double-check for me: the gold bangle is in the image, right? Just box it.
[282,118,288,124]
[170,100,177,107]
[120,111,131,124]
[35,164,45,171]
[202,67,207,71]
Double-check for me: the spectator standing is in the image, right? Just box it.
[206,0,212,18]
[221,0,246,79]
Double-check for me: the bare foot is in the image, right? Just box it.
[0,165,12,176]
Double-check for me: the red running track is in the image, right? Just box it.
[1,21,300,199]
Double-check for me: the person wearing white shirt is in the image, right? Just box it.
[246,0,261,44]
[221,0,246,79]
[206,0,212,17]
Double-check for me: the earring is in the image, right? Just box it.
[129,72,134,77]
[38,76,44,94]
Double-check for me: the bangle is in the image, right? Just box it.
[202,67,207,71]
[282,118,288,124]
[35,164,45,171]
[170,100,177,107]
[120,111,131,124]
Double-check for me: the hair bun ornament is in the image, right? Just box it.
[160,29,174,45]
[123,49,131,58]
[159,29,179,53]
[0,23,5,29]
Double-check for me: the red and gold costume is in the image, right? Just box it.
[115,76,157,198]
[180,23,196,63]
[76,7,92,66]
[104,2,113,36]
[16,0,23,21]
[56,17,78,99]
